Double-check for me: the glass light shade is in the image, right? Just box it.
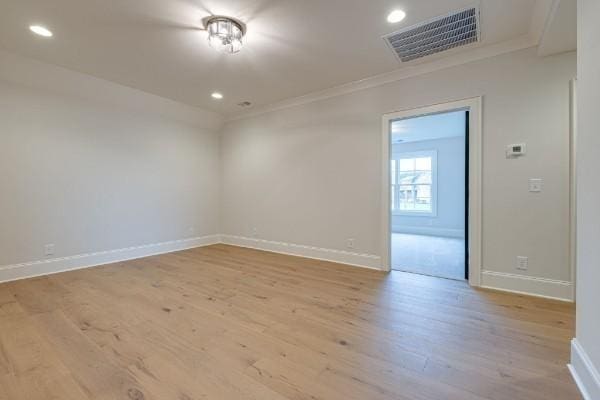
[207,18,244,54]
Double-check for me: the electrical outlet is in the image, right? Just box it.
[252,227,258,237]
[529,178,543,193]
[44,244,55,257]
[516,256,528,271]
[188,227,195,235]
[346,238,355,249]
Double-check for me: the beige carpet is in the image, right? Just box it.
[391,233,465,280]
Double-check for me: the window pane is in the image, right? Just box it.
[390,160,396,184]
[390,184,396,211]
[415,184,432,211]
[398,171,417,184]
[399,158,414,172]
[400,199,414,210]
[393,153,435,214]
[415,157,431,171]
[414,202,431,211]
[416,184,431,199]
[415,171,432,184]
[398,185,415,210]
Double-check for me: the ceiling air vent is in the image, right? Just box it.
[383,7,479,63]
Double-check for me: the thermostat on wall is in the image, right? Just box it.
[506,143,526,158]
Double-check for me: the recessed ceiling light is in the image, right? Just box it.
[211,92,224,100]
[387,9,406,24]
[29,25,53,37]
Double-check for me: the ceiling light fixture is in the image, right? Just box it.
[211,92,224,99]
[206,16,246,54]
[29,25,53,37]
[387,9,406,23]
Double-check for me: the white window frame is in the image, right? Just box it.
[391,150,438,217]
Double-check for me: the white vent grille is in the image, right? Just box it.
[383,7,479,62]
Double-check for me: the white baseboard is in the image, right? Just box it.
[569,339,600,400]
[0,235,221,283]
[391,226,465,238]
[0,235,575,305]
[220,235,383,271]
[480,270,573,301]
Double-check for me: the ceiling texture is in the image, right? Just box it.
[0,0,576,116]
[391,110,467,144]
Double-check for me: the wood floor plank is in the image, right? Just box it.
[0,244,581,399]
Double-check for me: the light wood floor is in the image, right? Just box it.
[0,244,580,400]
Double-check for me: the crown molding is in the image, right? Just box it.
[226,34,538,122]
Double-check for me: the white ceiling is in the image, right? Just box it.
[391,110,466,144]
[0,0,563,115]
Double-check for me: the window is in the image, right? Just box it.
[391,150,437,216]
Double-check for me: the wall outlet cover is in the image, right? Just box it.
[44,244,55,256]
[529,178,543,192]
[517,256,528,271]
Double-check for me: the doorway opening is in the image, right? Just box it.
[381,98,482,285]
[390,110,467,280]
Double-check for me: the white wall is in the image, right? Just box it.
[0,51,223,274]
[0,46,578,300]
[570,0,600,397]
[221,47,576,296]
[391,137,465,237]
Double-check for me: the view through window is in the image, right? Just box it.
[391,151,436,214]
